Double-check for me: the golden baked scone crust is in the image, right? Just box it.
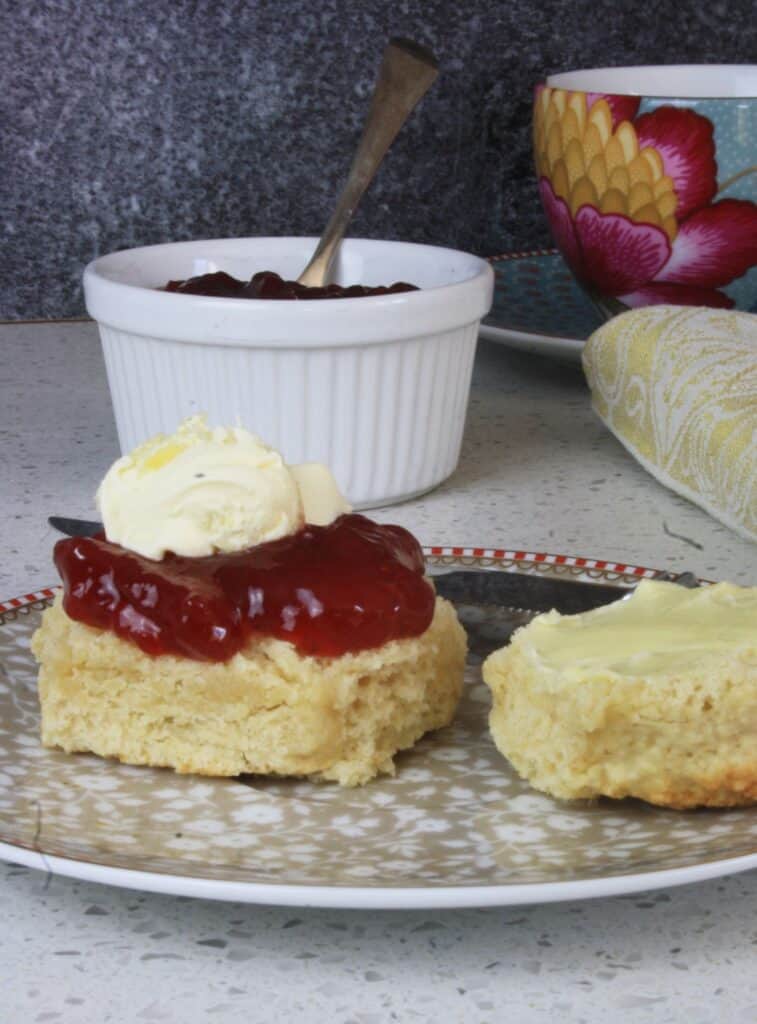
[483,587,757,810]
[484,642,756,809]
[32,593,466,786]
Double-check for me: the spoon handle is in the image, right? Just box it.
[297,38,439,288]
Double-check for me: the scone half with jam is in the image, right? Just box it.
[32,417,466,786]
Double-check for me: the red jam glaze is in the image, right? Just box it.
[54,514,435,662]
[164,270,418,300]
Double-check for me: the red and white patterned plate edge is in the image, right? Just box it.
[0,547,661,616]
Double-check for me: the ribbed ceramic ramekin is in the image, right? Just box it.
[84,237,493,507]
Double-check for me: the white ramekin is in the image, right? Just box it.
[84,237,493,508]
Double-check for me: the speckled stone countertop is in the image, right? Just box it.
[1,321,756,1023]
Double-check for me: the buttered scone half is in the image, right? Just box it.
[482,580,757,809]
[32,417,466,786]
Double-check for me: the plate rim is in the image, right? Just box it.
[482,248,596,355]
[478,321,585,353]
[0,544,663,619]
[3,840,756,909]
[1,546,752,908]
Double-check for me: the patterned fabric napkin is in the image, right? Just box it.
[583,305,756,542]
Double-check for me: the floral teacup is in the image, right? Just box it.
[533,65,757,316]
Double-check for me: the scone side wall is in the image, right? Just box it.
[31,594,467,787]
[482,642,757,810]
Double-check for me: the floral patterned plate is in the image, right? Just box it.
[1,548,755,909]
[479,250,602,362]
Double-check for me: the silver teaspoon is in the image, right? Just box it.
[297,37,439,289]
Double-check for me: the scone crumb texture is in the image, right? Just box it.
[32,593,466,787]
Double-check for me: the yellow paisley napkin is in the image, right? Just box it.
[583,305,756,542]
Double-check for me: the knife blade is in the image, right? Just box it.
[48,515,103,538]
[430,568,632,614]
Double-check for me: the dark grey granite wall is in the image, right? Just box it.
[3,0,755,318]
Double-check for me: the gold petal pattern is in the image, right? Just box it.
[534,87,680,242]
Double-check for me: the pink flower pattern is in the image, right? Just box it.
[539,99,757,310]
